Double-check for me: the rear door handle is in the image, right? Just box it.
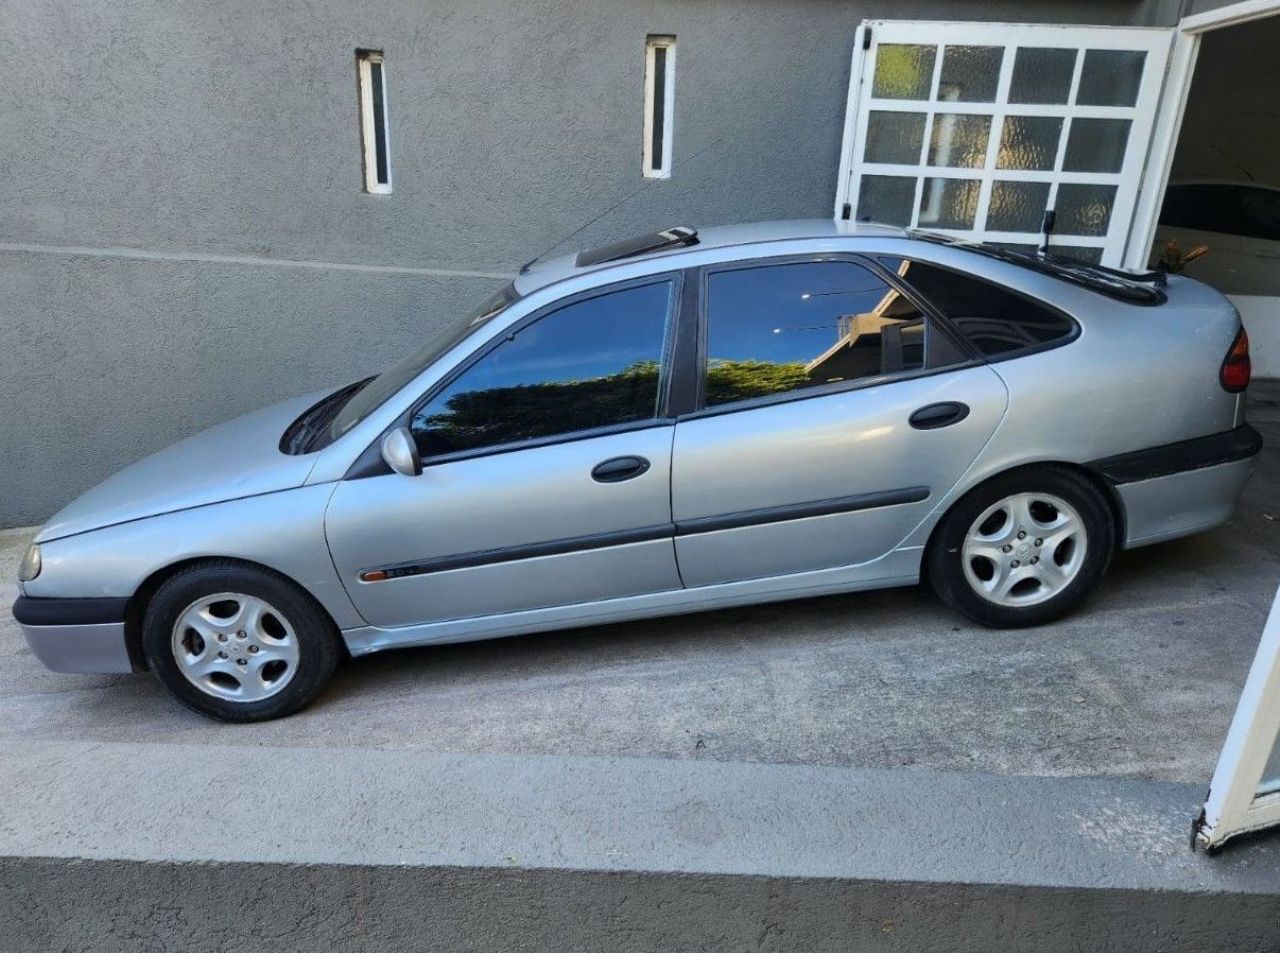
[909,402,970,430]
[591,455,651,483]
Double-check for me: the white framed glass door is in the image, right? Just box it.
[835,22,1173,265]
[1195,585,1280,852]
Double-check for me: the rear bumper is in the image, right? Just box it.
[13,597,136,674]
[1091,423,1261,485]
[1095,424,1261,549]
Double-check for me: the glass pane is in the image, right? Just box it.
[928,114,991,168]
[704,261,927,407]
[938,46,1002,102]
[651,46,667,165]
[1055,183,1117,236]
[1062,118,1131,173]
[864,111,927,165]
[895,260,1076,356]
[1076,49,1145,107]
[988,181,1051,233]
[872,44,936,100]
[370,61,389,185]
[1049,245,1104,265]
[918,177,980,229]
[1260,732,1280,796]
[1009,47,1076,104]
[410,281,672,455]
[328,283,521,444]
[996,115,1063,171]
[857,175,917,226]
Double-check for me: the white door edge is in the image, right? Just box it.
[1195,584,1280,852]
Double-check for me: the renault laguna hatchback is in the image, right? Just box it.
[14,221,1260,720]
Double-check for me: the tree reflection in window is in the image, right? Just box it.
[411,281,673,456]
[704,261,928,407]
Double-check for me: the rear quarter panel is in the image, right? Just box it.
[890,253,1242,549]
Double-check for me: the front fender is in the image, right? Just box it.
[24,484,364,631]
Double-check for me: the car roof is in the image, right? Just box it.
[513,219,906,294]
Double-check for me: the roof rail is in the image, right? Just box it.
[575,226,699,268]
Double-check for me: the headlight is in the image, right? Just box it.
[17,543,41,582]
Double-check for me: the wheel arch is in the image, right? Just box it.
[123,555,346,670]
[921,460,1126,579]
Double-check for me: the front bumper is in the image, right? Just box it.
[13,597,136,674]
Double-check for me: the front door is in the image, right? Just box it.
[671,256,1007,588]
[326,276,684,629]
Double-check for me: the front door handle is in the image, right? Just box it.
[909,402,970,430]
[591,455,651,483]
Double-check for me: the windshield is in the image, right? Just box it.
[910,232,1166,305]
[322,281,521,446]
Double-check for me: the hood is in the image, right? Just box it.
[37,391,329,543]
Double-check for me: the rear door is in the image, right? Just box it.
[670,255,1007,588]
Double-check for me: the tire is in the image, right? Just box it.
[142,560,342,721]
[926,467,1115,628]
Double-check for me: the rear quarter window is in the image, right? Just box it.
[882,258,1076,358]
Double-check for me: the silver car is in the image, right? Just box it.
[14,221,1261,721]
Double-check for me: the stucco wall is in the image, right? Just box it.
[1,0,1147,526]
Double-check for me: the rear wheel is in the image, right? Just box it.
[142,562,341,721]
[927,468,1115,628]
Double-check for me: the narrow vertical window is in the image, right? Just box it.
[643,36,676,179]
[357,50,391,194]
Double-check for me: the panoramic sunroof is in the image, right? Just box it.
[575,226,699,268]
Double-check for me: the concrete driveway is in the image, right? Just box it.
[4,388,1278,784]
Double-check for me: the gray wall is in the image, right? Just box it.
[3,0,1148,526]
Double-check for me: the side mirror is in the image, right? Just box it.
[380,427,422,476]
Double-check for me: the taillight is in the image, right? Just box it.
[1221,327,1251,393]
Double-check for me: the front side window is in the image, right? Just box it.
[887,258,1075,356]
[411,280,674,456]
[324,282,521,446]
[702,260,953,408]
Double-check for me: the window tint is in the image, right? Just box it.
[411,281,673,456]
[886,258,1074,356]
[702,260,951,408]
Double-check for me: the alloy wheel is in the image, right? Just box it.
[170,592,301,702]
[961,491,1088,608]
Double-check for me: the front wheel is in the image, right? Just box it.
[926,468,1115,628]
[142,561,342,721]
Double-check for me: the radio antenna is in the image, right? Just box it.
[522,135,726,270]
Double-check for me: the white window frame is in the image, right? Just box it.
[357,50,392,195]
[643,35,676,179]
[834,22,1172,265]
[1196,584,1280,851]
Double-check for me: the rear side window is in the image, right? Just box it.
[885,258,1075,357]
[701,260,963,409]
[410,280,674,456]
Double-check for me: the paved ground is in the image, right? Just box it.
[3,387,1279,783]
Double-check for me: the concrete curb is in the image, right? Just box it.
[3,741,1280,951]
